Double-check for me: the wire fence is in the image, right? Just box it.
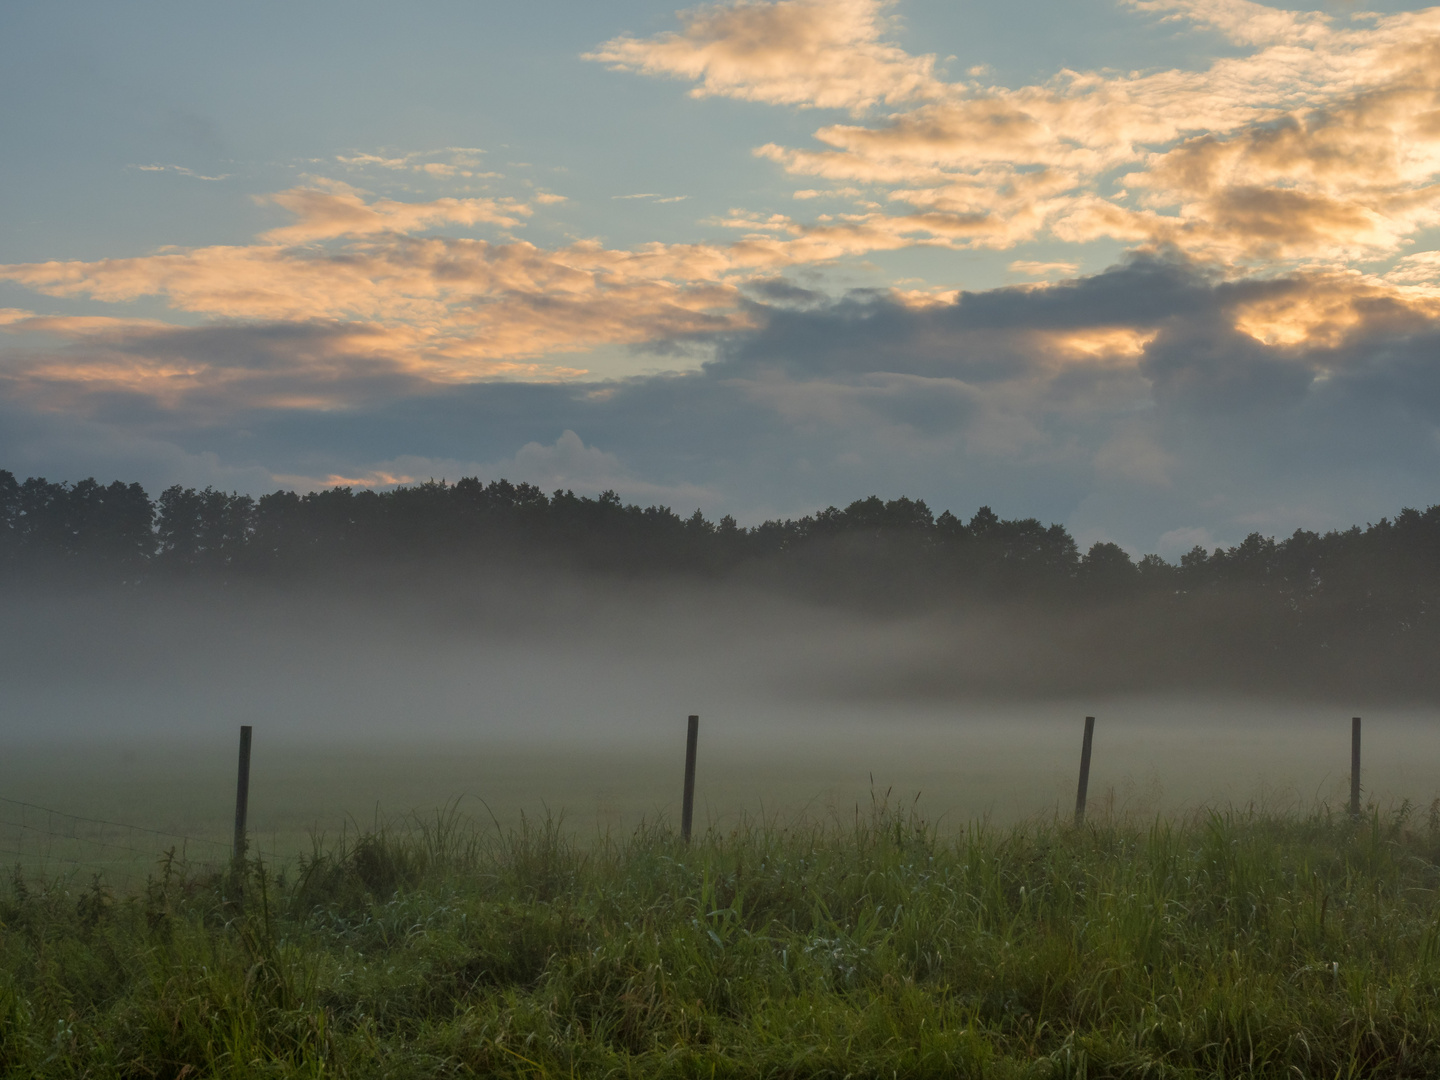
[0,714,1387,892]
[0,796,280,891]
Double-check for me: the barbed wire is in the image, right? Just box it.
[0,796,231,850]
[3,818,195,861]
[0,845,78,865]
[0,795,283,884]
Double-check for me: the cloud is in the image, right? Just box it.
[258,186,530,242]
[0,316,589,422]
[602,0,1440,266]
[585,0,946,115]
[1387,251,1440,286]
[6,235,1436,425]
[1156,525,1218,557]
[488,429,720,506]
[1093,426,1175,487]
[0,180,1022,388]
[793,187,864,200]
[0,195,769,372]
[6,2,1435,410]
[0,396,281,498]
[334,148,493,180]
[1010,260,1080,278]
[154,433,724,510]
[6,255,1440,554]
[262,432,699,499]
[335,152,415,170]
[1123,0,1332,48]
[129,164,231,181]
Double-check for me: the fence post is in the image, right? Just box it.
[1350,716,1361,819]
[1074,716,1095,826]
[233,725,252,862]
[681,715,699,842]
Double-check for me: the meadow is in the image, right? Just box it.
[4,796,1440,1077]
[7,577,1440,1076]
[3,700,1439,882]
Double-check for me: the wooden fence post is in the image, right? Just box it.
[233,725,252,862]
[681,715,699,842]
[1074,716,1095,826]
[1350,716,1362,819]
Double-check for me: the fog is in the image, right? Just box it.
[2,571,1437,854]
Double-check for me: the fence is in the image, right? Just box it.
[0,796,241,891]
[0,714,1376,894]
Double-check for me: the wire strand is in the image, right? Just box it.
[0,796,229,849]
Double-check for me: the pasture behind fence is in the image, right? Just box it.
[0,794,279,892]
[0,713,1376,892]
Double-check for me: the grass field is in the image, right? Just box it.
[3,798,1440,1077]
[4,699,1440,887]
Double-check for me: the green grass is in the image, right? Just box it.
[4,796,1440,1077]
[10,710,1439,880]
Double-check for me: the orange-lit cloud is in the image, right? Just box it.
[0,314,589,420]
[1231,273,1440,349]
[1386,251,1440,287]
[586,0,945,115]
[258,185,530,243]
[1123,0,1332,47]
[603,0,1440,265]
[0,179,1005,395]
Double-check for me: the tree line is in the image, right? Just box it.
[3,468,1439,623]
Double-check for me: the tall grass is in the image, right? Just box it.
[3,796,1440,1077]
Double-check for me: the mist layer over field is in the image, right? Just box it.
[2,571,1436,862]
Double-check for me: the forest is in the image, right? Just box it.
[3,468,1438,600]
[3,468,1440,695]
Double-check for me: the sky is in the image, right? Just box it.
[2,0,1439,555]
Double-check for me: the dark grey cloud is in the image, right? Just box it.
[1141,321,1313,412]
[118,321,368,372]
[718,254,1238,386]
[741,277,829,308]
